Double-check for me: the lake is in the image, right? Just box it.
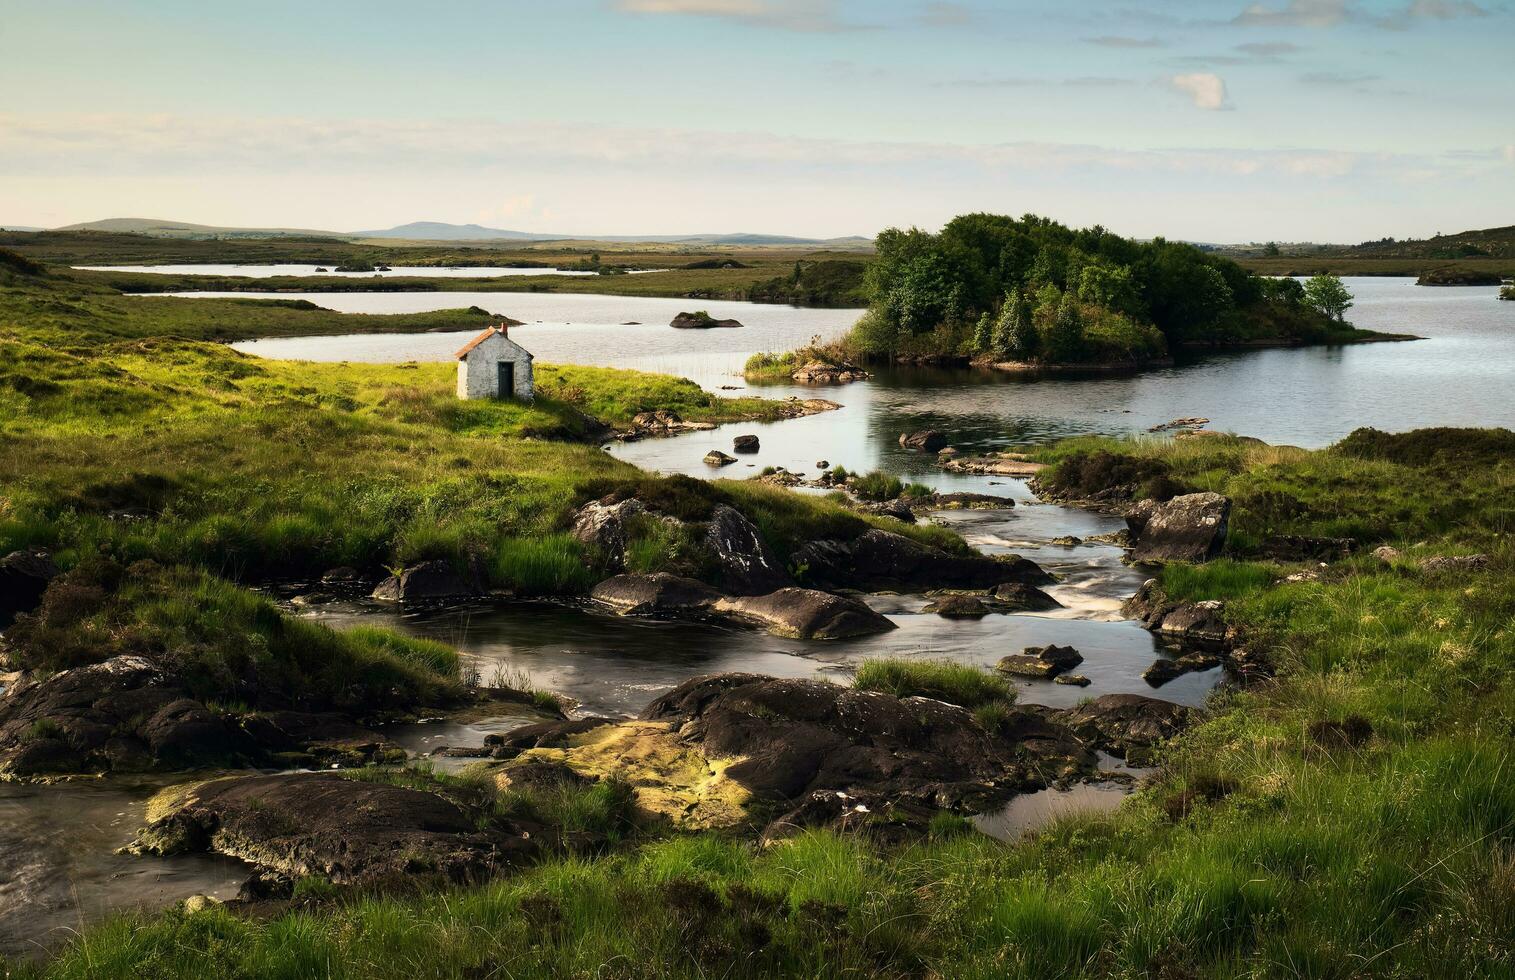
[77,263,666,278]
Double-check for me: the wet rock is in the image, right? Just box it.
[1141,653,1222,687]
[1125,492,1231,563]
[318,566,372,591]
[1054,674,1091,687]
[899,431,949,452]
[570,498,646,571]
[589,573,724,617]
[704,505,791,596]
[1050,536,1082,547]
[640,673,1094,811]
[793,529,1051,593]
[920,594,990,618]
[486,717,621,758]
[989,582,1062,612]
[0,550,60,629]
[1054,694,1194,760]
[704,450,736,466]
[130,772,540,887]
[371,560,478,603]
[712,589,896,640]
[671,312,743,329]
[761,788,939,846]
[1418,554,1491,574]
[862,499,916,523]
[732,434,760,454]
[997,644,1082,678]
[931,492,1014,510]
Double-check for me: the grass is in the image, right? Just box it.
[853,658,1015,711]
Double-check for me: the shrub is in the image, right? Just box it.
[852,471,904,502]
[853,658,1015,710]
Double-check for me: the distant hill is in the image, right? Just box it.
[53,217,870,249]
[1217,224,1515,261]
[0,225,44,232]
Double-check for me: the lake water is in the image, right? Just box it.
[77,263,637,278]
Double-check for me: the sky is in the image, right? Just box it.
[1,0,1511,242]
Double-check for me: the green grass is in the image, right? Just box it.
[853,658,1015,710]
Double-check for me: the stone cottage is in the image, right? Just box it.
[455,323,534,401]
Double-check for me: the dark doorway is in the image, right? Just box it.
[497,362,515,399]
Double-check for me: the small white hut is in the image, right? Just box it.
[455,323,534,401]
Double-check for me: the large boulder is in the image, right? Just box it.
[1125,492,1230,563]
[640,674,1093,809]
[920,594,990,618]
[793,529,1050,593]
[899,431,949,452]
[990,582,1062,612]
[1053,694,1195,760]
[732,434,760,454]
[130,772,540,887]
[570,498,646,571]
[0,550,60,629]
[997,644,1083,678]
[712,589,895,640]
[703,505,791,596]
[589,573,724,617]
[371,560,479,603]
[1122,580,1233,648]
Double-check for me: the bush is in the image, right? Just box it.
[1334,426,1515,468]
[1042,450,1189,502]
[852,471,904,502]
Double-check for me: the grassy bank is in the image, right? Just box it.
[13,428,1515,976]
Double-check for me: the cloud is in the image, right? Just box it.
[1234,0,1351,28]
[1505,144,1515,163]
[920,2,974,26]
[1085,35,1167,48]
[1406,0,1487,19]
[611,0,849,31]
[1166,73,1231,109]
[1300,70,1381,84]
[937,75,1128,88]
[1234,41,1304,57]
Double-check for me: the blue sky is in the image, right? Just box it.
[1,0,1510,241]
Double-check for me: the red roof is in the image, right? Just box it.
[455,325,504,360]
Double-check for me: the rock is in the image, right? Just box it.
[570,498,646,571]
[1125,492,1230,563]
[732,434,760,454]
[639,673,1094,812]
[1372,545,1403,563]
[371,560,478,603]
[1053,694,1194,760]
[713,589,896,640]
[1418,554,1491,574]
[1054,674,1091,687]
[774,398,842,419]
[704,450,737,466]
[626,410,716,437]
[486,717,621,758]
[940,456,1046,477]
[998,644,1083,678]
[319,566,369,589]
[899,431,949,452]
[1148,417,1210,432]
[1141,653,1222,687]
[931,492,1014,510]
[793,529,1050,593]
[0,550,60,628]
[589,573,724,617]
[791,361,869,384]
[130,772,540,887]
[183,894,221,914]
[920,594,990,618]
[494,757,596,790]
[1122,580,1232,648]
[816,460,830,469]
[703,505,791,596]
[989,582,1062,612]
[671,312,743,329]
[1050,536,1083,547]
[863,499,916,523]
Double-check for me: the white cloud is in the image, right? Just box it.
[1234,0,1352,28]
[1406,0,1487,19]
[1086,35,1167,48]
[1504,145,1515,163]
[1167,73,1230,110]
[611,0,847,30]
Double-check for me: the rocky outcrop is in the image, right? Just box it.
[130,773,540,888]
[931,492,1015,510]
[1125,492,1230,563]
[0,550,59,629]
[671,312,743,329]
[0,656,401,778]
[371,560,479,603]
[640,674,1095,815]
[791,361,869,384]
[589,573,723,617]
[773,397,843,419]
[899,430,949,452]
[1122,580,1234,648]
[861,499,916,523]
[793,529,1050,593]
[712,589,895,640]
[732,434,760,454]
[1142,653,1222,687]
[997,644,1083,679]
[704,450,736,466]
[570,498,646,571]
[1052,694,1195,760]
[990,582,1062,611]
[920,594,990,617]
[624,410,716,438]
[940,456,1046,477]
[704,505,791,596]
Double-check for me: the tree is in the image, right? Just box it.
[1264,241,1281,257]
[973,311,994,354]
[1303,274,1353,322]
[1044,291,1086,362]
[1007,293,1038,360]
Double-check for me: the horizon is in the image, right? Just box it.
[2,0,1513,242]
